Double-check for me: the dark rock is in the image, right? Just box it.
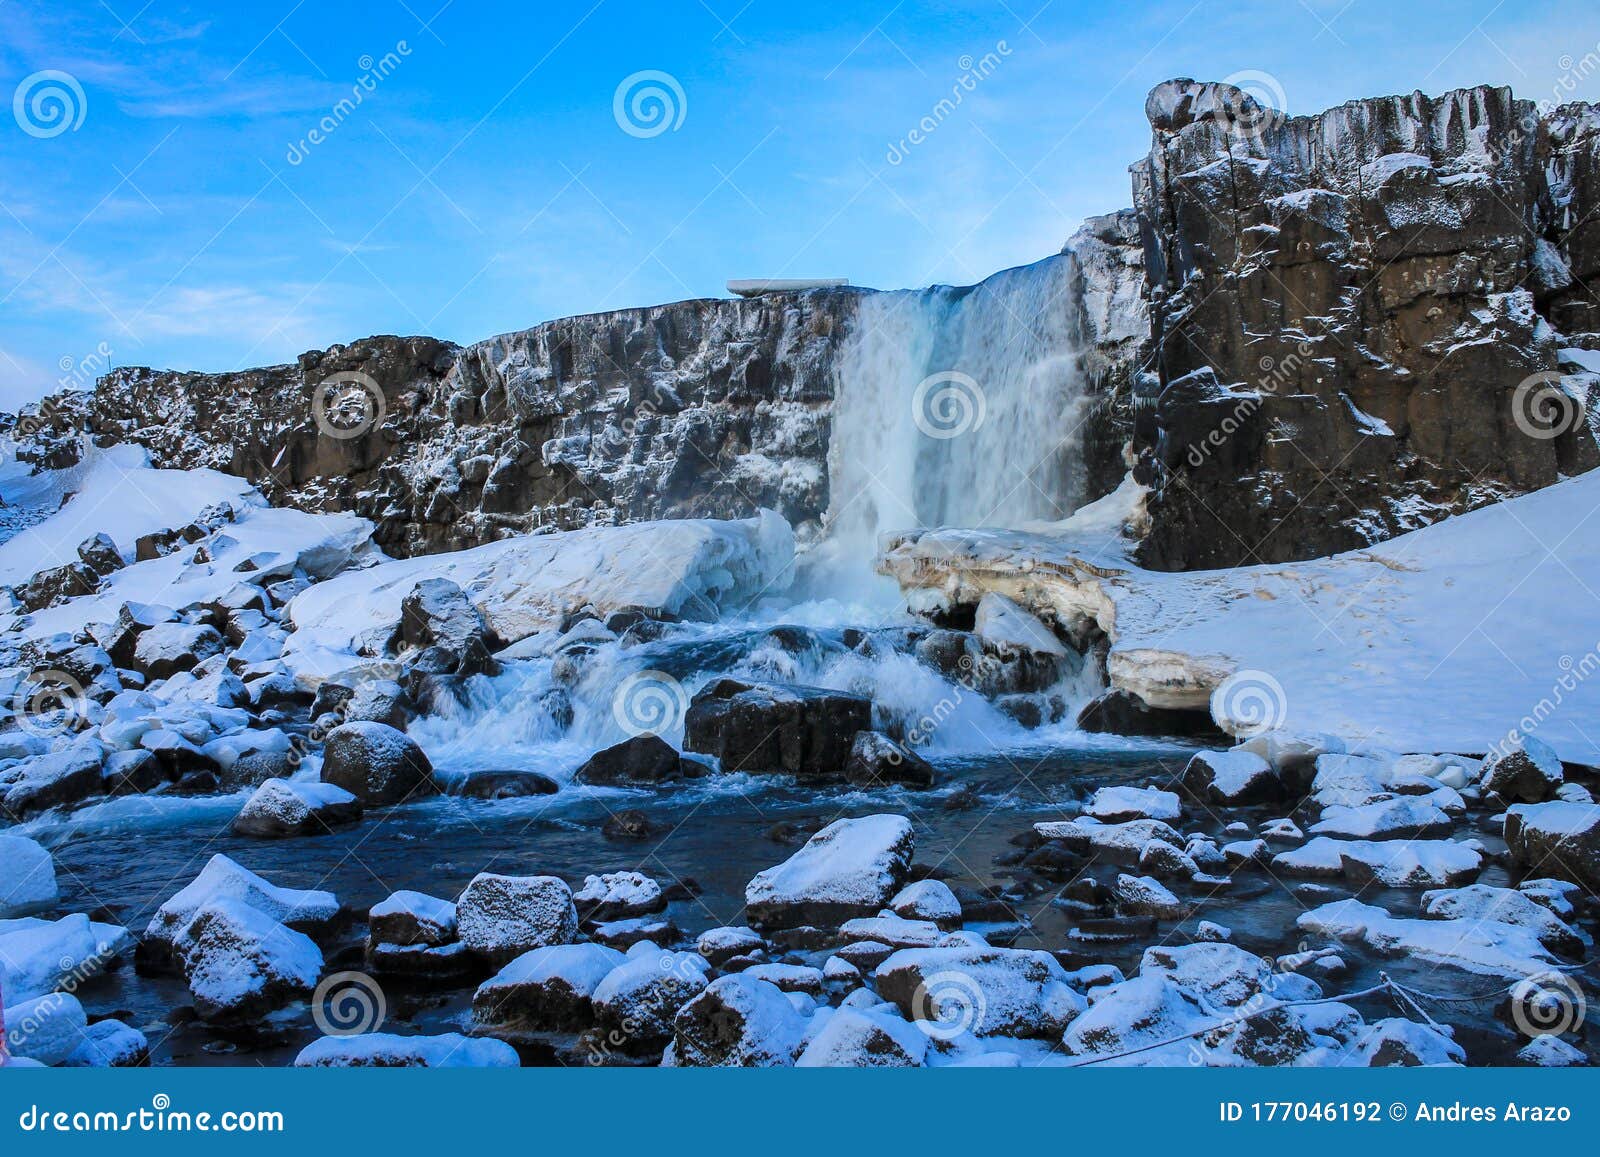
[683,680,871,776]
[2,745,106,818]
[601,809,659,840]
[320,721,437,805]
[1482,738,1564,803]
[76,532,124,576]
[399,578,498,676]
[104,749,166,795]
[16,562,98,611]
[231,779,363,838]
[449,769,560,799]
[134,529,181,562]
[1132,80,1600,569]
[842,730,936,789]
[1076,689,1225,739]
[574,735,688,786]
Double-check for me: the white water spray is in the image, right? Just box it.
[823,253,1090,576]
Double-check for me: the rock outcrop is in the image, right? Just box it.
[1129,80,1600,567]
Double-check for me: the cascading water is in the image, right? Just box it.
[821,252,1091,579]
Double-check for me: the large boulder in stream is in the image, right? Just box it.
[320,721,438,805]
[684,679,871,776]
[744,814,914,930]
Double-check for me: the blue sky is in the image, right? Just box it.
[2,0,1599,408]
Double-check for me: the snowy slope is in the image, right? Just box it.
[0,443,258,580]
[882,471,1600,763]
[284,510,795,678]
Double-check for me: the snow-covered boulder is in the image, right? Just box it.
[2,992,88,1065]
[0,834,58,916]
[2,744,105,820]
[874,946,1085,1039]
[320,721,437,806]
[795,1006,928,1067]
[592,945,711,1050]
[455,873,579,964]
[1087,785,1181,823]
[1034,817,1185,861]
[1344,1018,1465,1066]
[1309,796,1454,840]
[143,854,340,967]
[695,926,764,966]
[742,962,825,996]
[1181,749,1280,805]
[472,942,625,1035]
[1481,737,1563,803]
[1113,873,1185,918]
[369,890,457,947]
[174,898,323,1021]
[131,622,224,682]
[295,1032,518,1068]
[1272,837,1482,887]
[0,913,133,1003]
[1059,975,1210,1060]
[671,974,810,1067]
[1420,883,1583,957]
[1517,1035,1587,1067]
[573,872,666,922]
[838,913,943,949]
[1138,943,1290,1010]
[890,879,962,927]
[1298,899,1559,980]
[231,778,362,838]
[398,577,498,676]
[744,814,914,930]
[61,1019,149,1067]
[1504,801,1600,890]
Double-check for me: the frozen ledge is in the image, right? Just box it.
[877,472,1600,764]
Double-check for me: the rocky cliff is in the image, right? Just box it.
[1128,81,1600,568]
[10,294,862,557]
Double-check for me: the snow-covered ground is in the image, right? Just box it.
[882,470,1600,763]
[0,443,258,573]
[284,510,795,680]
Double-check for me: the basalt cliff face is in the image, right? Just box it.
[6,81,1598,571]
[1129,81,1600,568]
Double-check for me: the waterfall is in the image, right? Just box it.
[821,253,1090,583]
